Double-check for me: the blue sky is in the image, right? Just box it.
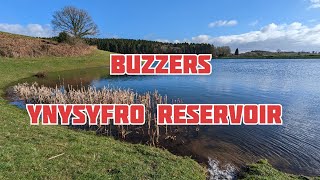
[1,0,320,51]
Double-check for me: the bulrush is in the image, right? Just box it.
[12,82,177,145]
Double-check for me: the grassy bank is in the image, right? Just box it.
[1,49,318,179]
[240,159,320,180]
[0,50,206,179]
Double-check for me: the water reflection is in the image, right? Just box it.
[12,59,320,176]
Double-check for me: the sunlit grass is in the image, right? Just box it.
[0,50,206,179]
[239,159,320,180]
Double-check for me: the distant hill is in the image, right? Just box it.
[0,32,95,58]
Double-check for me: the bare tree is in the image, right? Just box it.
[51,6,98,38]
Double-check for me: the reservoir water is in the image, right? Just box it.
[13,59,320,175]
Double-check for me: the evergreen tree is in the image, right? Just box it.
[235,48,239,55]
[82,38,231,57]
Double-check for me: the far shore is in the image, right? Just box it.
[220,55,320,59]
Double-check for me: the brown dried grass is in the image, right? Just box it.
[0,32,95,58]
[13,82,179,145]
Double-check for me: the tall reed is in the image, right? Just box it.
[12,82,185,146]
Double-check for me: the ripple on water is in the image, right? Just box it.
[11,59,320,176]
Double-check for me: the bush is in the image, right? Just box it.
[57,32,85,46]
[57,32,71,43]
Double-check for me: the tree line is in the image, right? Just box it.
[85,38,231,57]
[49,6,231,57]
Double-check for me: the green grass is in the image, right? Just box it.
[240,159,320,180]
[1,47,318,179]
[0,50,206,179]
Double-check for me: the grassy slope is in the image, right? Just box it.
[240,159,320,180]
[0,31,34,38]
[0,50,206,179]
[0,32,318,179]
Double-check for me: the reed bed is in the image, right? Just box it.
[12,82,193,146]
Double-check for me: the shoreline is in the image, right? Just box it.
[219,55,320,59]
[0,50,206,179]
[1,50,319,179]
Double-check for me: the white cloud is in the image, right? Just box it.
[249,20,259,26]
[155,39,170,43]
[0,23,53,37]
[155,39,189,43]
[308,0,320,8]
[308,19,317,23]
[208,20,238,28]
[192,22,320,52]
